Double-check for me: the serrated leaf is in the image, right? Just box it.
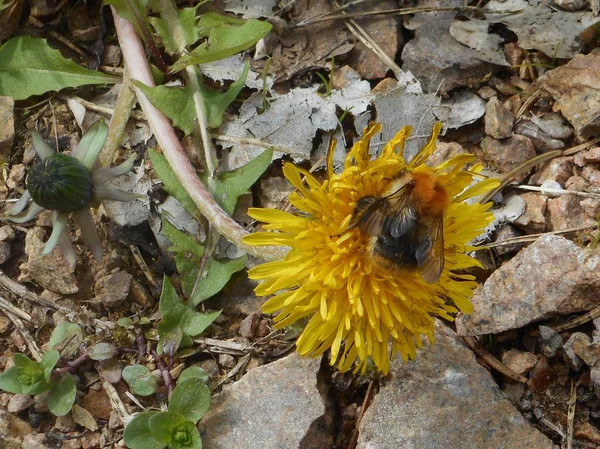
[134,83,197,135]
[170,18,272,72]
[122,364,158,396]
[88,342,117,361]
[212,147,272,215]
[0,36,118,100]
[168,378,211,423]
[149,149,199,219]
[189,256,247,306]
[49,322,83,358]
[178,366,208,384]
[47,373,76,416]
[123,411,165,449]
[150,5,201,54]
[161,216,205,259]
[181,309,220,337]
[135,62,249,133]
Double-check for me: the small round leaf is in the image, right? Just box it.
[47,372,76,416]
[123,411,165,449]
[123,364,158,396]
[168,378,211,423]
[88,342,117,361]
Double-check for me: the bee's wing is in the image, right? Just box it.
[386,187,417,239]
[414,214,444,284]
[348,196,386,236]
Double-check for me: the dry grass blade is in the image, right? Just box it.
[6,311,42,361]
[293,5,523,27]
[462,336,528,383]
[479,150,563,204]
[566,382,576,449]
[477,225,595,250]
[0,295,31,321]
[562,136,600,157]
[553,306,600,333]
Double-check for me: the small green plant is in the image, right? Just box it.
[0,322,83,416]
[124,367,211,449]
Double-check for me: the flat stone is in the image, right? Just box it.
[482,135,536,176]
[539,325,562,358]
[401,18,498,94]
[0,241,11,264]
[501,349,538,376]
[199,353,326,449]
[0,96,15,158]
[93,270,132,307]
[513,193,547,233]
[21,227,78,295]
[538,53,600,139]
[546,195,597,231]
[457,235,600,336]
[7,394,34,413]
[485,97,515,139]
[357,324,553,449]
[81,387,112,421]
[0,225,15,242]
[530,156,574,187]
[515,121,565,153]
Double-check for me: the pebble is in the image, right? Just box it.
[501,349,538,376]
[563,332,592,371]
[482,135,536,176]
[539,325,563,358]
[513,193,547,233]
[485,97,515,139]
[7,394,34,414]
[238,312,261,339]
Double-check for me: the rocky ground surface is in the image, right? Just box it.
[2,0,600,448]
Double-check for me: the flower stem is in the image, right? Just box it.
[111,8,287,261]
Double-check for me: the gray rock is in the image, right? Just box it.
[357,324,553,449]
[485,97,515,139]
[0,225,15,242]
[199,353,327,449]
[555,0,588,11]
[93,270,132,307]
[515,121,565,153]
[401,18,498,94]
[563,332,592,371]
[539,325,562,358]
[538,53,600,139]
[20,227,78,295]
[0,241,10,264]
[7,394,34,413]
[482,135,536,176]
[457,235,600,336]
[0,96,15,158]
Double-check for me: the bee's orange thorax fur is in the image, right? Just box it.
[411,171,450,215]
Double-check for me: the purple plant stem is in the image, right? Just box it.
[151,349,174,397]
[110,8,287,262]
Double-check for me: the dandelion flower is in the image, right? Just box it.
[244,123,499,374]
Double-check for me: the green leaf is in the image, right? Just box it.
[149,149,199,219]
[40,349,60,382]
[135,61,248,132]
[181,309,220,337]
[170,18,272,72]
[49,322,84,358]
[162,218,205,259]
[189,256,247,306]
[159,276,188,320]
[124,411,165,449]
[169,420,201,449]
[150,5,201,54]
[104,0,152,41]
[0,366,25,394]
[77,120,109,170]
[12,353,49,395]
[197,12,245,37]
[212,147,273,215]
[148,411,186,444]
[134,83,197,136]
[199,60,250,129]
[122,364,158,396]
[47,373,76,416]
[178,366,208,384]
[118,317,135,328]
[0,36,118,100]
[88,343,117,361]
[168,378,211,423]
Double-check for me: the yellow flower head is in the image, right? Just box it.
[244,123,499,374]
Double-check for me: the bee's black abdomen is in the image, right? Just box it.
[375,231,420,269]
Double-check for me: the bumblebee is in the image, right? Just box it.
[348,168,449,283]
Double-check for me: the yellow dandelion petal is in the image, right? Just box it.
[245,122,497,373]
